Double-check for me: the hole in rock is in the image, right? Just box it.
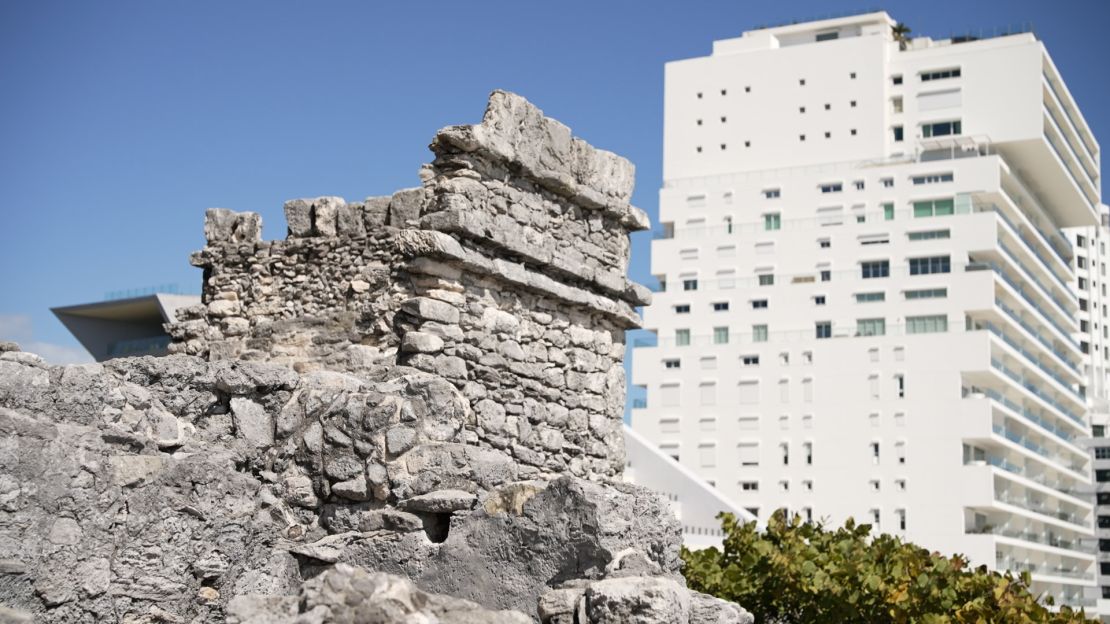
[418,512,452,543]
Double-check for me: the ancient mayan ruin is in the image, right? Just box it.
[0,91,752,623]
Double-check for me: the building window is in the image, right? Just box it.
[751,300,766,310]
[816,31,838,42]
[803,442,813,465]
[675,304,691,314]
[713,327,730,345]
[803,479,813,491]
[753,324,769,343]
[895,441,906,464]
[870,442,880,464]
[764,188,781,199]
[815,322,832,339]
[1098,469,1110,483]
[895,479,906,491]
[713,301,731,312]
[741,355,760,366]
[696,119,703,126]
[764,213,782,231]
[780,442,790,466]
[663,359,680,369]
[799,134,806,142]
[819,239,831,248]
[799,106,806,113]
[912,198,955,217]
[799,78,806,85]
[738,442,759,466]
[701,382,717,406]
[861,260,890,279]
[1097,447,1110,459]
[911,173,955,185]
[819,182,843,193]
[881,177,894,188]
[921,120,962,138]
[850,99,857,106]
[856,292,885,303]
[696,146,702,153]
[820,270,831,282]
[759,274,775,286]
[812,295,827,306]
[921,67,961,82]
[881,203,894,221]
[824,131,831,139]
[893,126,903,142]
[824,103,831,111]
[683,278,699,291]
[854,180,865,190]
[892,75,903,85]
[857,318,886,336]
[740,481,759,491]
[895,508,906,531]
[909,256,951,275]
[904,288,947,300]
[907,229,950,240]
[895,374,905,398]
[1095,425,1106,438]
[906,315,947,335]
[675,329,691,346]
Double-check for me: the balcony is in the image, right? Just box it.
[976,322,1081,400]
[968,261,1077,347]
[990,357,1084,427]
[993,299,1080,372]
[985,202,1073,296]
[1042,71,1099,174]
[968,385,1082,445]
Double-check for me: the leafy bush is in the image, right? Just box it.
[682,510,1096,623]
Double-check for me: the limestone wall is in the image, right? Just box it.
[167,90,650,479]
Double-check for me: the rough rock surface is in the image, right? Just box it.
[0,92,750,623]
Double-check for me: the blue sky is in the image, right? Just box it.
[1,0,1107,363]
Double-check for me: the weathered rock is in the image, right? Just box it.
[0,91,750,624]
[227,564,532,624]
[585,577,691,624]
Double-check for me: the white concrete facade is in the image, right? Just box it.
[623,424,757,549]
[1067,205,1110,616]
[632,11,1103,610]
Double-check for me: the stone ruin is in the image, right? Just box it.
[0,91,751,623]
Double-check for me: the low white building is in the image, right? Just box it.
[624,424,756,549]
[632,11,1102,610]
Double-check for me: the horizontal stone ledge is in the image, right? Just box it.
[431,90,649,233]
[419,207,650,308]
[395,230,642,329]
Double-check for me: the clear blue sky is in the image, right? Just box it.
[1,0,1107,362]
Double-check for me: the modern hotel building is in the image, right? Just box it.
[631,11,1102,608]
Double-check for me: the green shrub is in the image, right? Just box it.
[682,510,1096,623]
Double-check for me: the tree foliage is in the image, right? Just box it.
[682,511,1096,624]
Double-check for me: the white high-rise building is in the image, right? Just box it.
[631,11,1102,609]
[1067,205,1110,613]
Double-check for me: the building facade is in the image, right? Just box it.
[631,11,1102,609]
[1068,205,1110,614]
